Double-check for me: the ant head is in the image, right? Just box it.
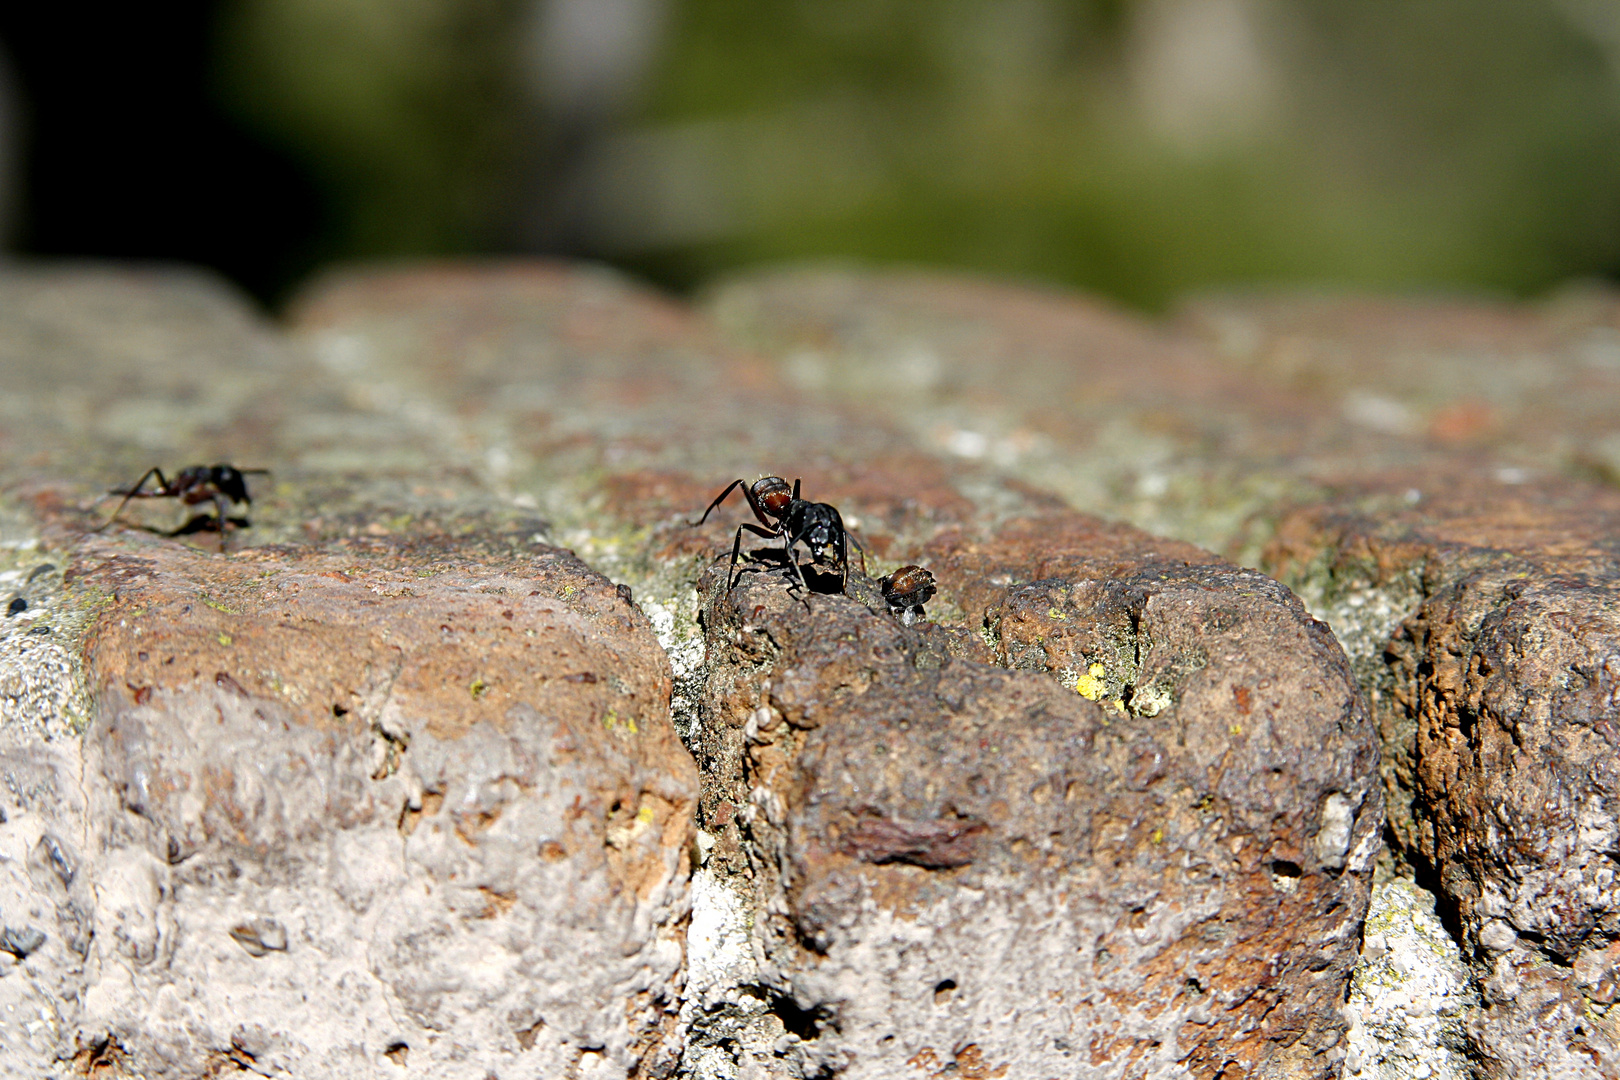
[752,476,793,517]
[209,465,253,503]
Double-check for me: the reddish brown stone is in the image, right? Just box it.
[710,266,1620,1078]
[691,510,1378,1080]
[283,264,1383,1080]
[1267,475,1620,1078]
[78,533,661,743]
[705,267,1344,560]
[2,262,1406,1078]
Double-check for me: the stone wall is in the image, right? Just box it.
[0,263,1615,1077]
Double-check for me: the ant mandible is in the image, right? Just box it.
[95,464,270,535]
[691,476,866,599]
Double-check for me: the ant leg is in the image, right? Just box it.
[846,532,868,576]
[726,525,745,591]
[691,479,749,527]
[95,467,168,532]
[726,522,780,591]
[781,531,813,607]
[108,467,169,498]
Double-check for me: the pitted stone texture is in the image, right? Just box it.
[281,265,1060,755]
[0,742,92,1074]
[1344,878,1476,1080]
[690,510,1378,1080]
[1267,476,1620,1078]
[69,534,696,1078]
[0,536,98,1076]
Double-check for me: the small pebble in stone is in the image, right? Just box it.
[5,596,24,616]
[230,918,289,957]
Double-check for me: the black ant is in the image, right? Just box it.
[691,476,866,599]
[879,565,937,626]
[95,464,269,535]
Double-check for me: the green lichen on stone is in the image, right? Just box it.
[1345,877,1477,1080]
[1268,545,1423,682]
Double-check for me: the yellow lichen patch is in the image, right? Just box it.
[1074,662,1107,700]
[603,708,639,735]
[469,677,488,699]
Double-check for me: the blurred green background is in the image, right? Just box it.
[5,0,1620,309]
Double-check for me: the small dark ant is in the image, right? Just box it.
[95,464,269,535]
[691,476,866,599]
[879,565,937,626]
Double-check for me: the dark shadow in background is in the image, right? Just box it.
[0,3,324,302]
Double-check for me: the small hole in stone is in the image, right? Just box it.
[332,704,349,717]
[515,1018,545,1050]
[768,991,826,1041]
[384,1042,409,1066]
[1269,860,1304,894]
[933,979,957,1004]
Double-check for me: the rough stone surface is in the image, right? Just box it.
[1267,477,1620,1078]
[688,512,1378,1079]
[287,267,1378,1078]
[30,259,1620,1077]
[0,267,704,1078]
[709,265,1620,1080]
[1175,289,1620,480]
[64,532,696,1078]
[1344,878,1476,1080]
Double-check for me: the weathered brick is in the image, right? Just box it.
[1268,477,1620,1078]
